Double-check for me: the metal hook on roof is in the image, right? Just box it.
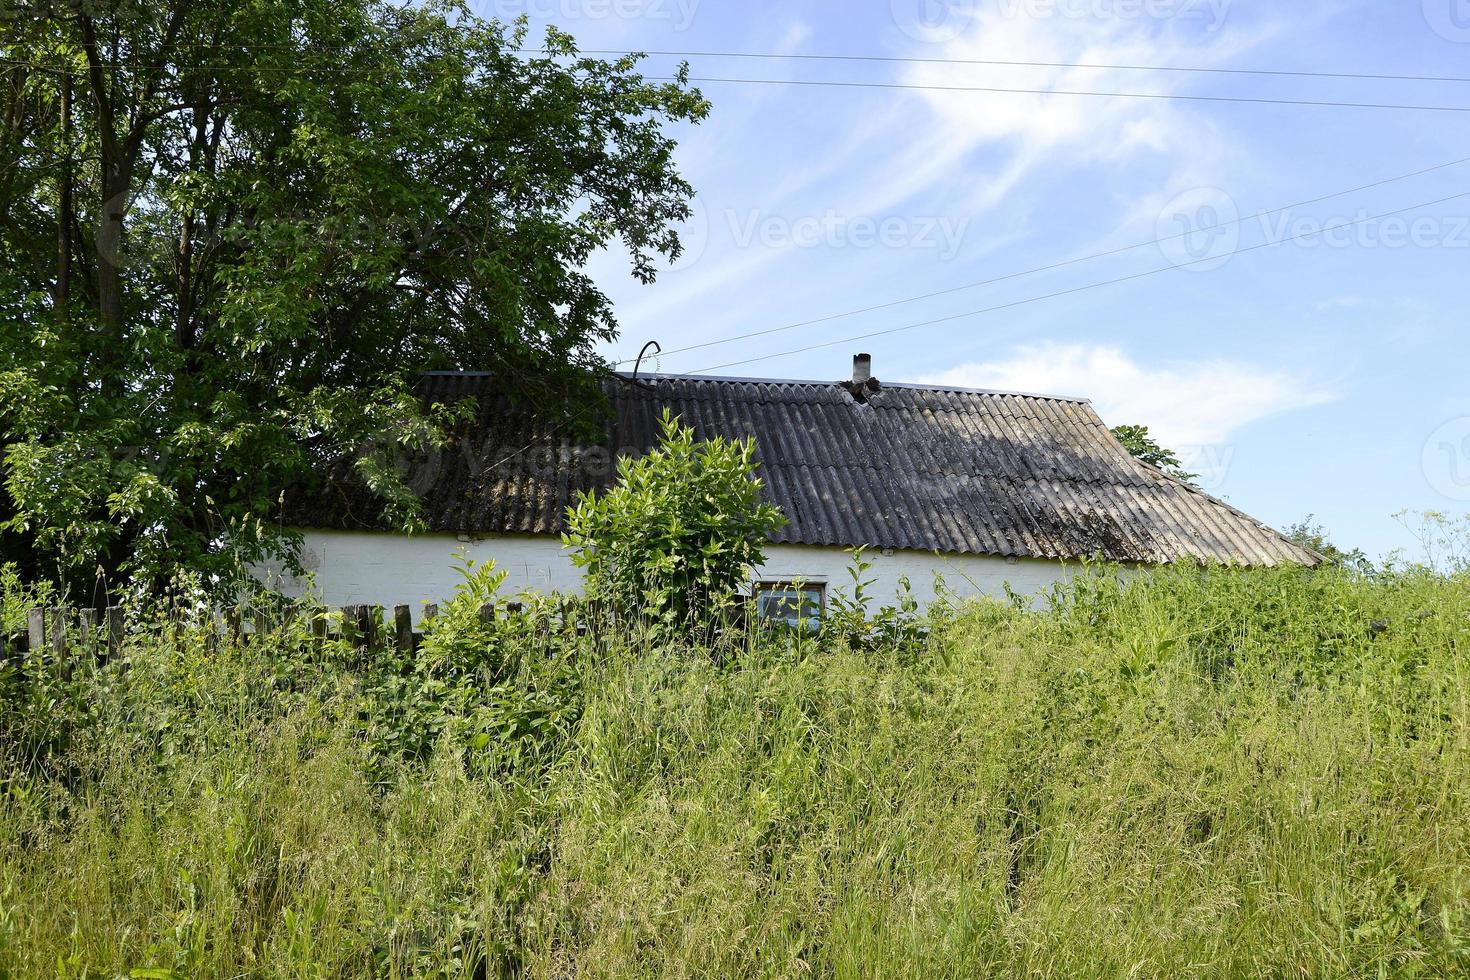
[632,340,662,384]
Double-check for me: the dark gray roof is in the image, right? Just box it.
[290,371,1317,566]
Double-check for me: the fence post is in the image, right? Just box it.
[416,603,437,652]
[78,608,97,653]
[339,605,360,649]
[48,607,68,655]
[48,607,70,678]
[478,603,496,626]
[394,605,414,654]
[27,608,45,653]
[105,606,123,660]
[254,606,276,638]
[360,606,380,650]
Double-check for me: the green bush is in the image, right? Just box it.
[563,409,786,631]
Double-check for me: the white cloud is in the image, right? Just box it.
[924,342,1335,446]
[886,10,1269,211]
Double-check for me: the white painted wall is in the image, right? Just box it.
[262,529,1080,623]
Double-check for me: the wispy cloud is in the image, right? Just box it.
[925,342,1336,446]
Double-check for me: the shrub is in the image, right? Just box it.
[352,555,584,784]
[821,546,937,652]
[562,409,786,631]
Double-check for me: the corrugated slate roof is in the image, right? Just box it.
[290,371,1318,566]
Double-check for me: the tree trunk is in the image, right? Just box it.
[55,73,71,321]
[96,168,127,339]
[79,14,128,368]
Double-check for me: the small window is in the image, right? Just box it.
[753,581,825,631]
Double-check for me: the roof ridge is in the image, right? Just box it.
[416,368,1094,404]
[614,371,1093,405]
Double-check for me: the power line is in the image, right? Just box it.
[616,154,1470,366]
[583,49,1470,86]
[22,40,1470,86]
[683,189,1470,376]
[7,55,1470,112]
[666,76,1470,113]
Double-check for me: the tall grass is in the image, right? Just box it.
[1,563,1468,977]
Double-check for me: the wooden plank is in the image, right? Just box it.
[254,606,276,637]
[106,606,123,660]
[49,607,70,678]
[360,606,380,650]
[78,608,97,650]
[394,605,414,653]
[27,608,45,653]
[48,607,68,655]
[339,606,360,648]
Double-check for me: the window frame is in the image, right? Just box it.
[751,580,827,631]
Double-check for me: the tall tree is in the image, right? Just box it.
[0,1,706,596]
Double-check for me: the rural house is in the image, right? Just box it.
[276,355,1318,623]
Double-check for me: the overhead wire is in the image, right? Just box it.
[614,154,1470,366]
[682,189,1470,376]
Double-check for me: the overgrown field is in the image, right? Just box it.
[2,564,1468,978]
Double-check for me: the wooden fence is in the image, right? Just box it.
[3,595,761,665]
[2,600,545,661]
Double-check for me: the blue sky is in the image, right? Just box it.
[488,0,1470,561]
